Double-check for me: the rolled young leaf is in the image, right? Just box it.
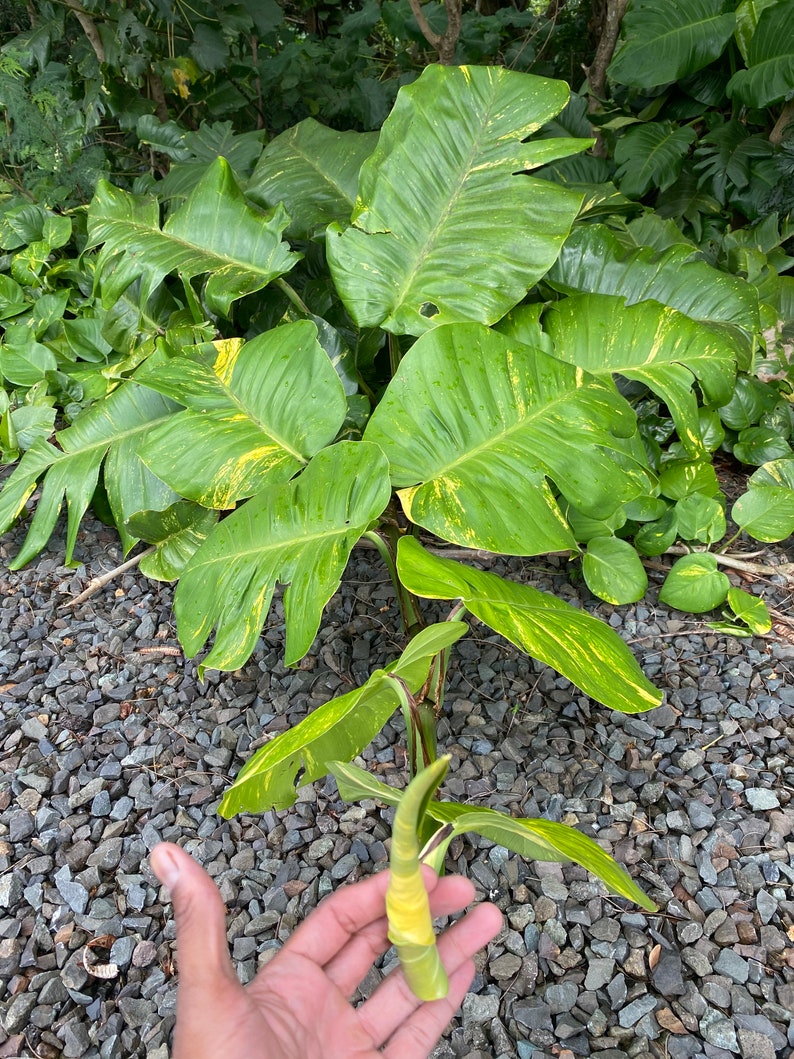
[386,756,451,1001]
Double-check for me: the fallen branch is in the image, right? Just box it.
[59,547,156,610]
[664,544,794,579]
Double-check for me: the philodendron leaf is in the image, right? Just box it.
[582,536,648,605]
[327,64,589,336]
[732,483,794,542]
[734,0,778,62]
[727,0,794,107]
[726,586,772,634]
[674,494,726,544]
[126,501,219,581]
[135,323,347,508]
[218,622,467,815]
[607,0,736,89]
[248,119,379,239]
[331,761,655,910]
[364,323,650,556]
[544,294,737,458]
[634,508,679,556]
[87,158,300,318]
[658,553,730,612]
[733,427,793,466]
[0,384,179,568]
[614,122,696,198]
[397,536,662,714]
[174,442,392,673]
[546,225,759,359]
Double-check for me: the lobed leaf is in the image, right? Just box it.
[327,64,589,336]
[87,158,300,318]
[174,442,392,673]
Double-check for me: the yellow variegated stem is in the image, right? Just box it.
[386,755,451,1001]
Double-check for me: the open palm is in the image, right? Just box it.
[150,842,503,1059]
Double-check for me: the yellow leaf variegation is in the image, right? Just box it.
[386,756,451,1001]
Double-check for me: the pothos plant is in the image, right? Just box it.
[0,63,791,919]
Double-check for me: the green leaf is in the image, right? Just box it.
[442,811,655,910]
[62,317,113,363]
[135,323,347,508]
[126,501,219,581]
[732,483,794,541]
[0,275,28,320]
[659,458,721,500]
[674,494,726,544]
[734,0,779,61]
[582,536,648,605]
[614,122,696,198]
[327,64,589,336]
[608,0,736,89]
[749,455,794,490]
[728,0,794,107]
[726,586,772,634]
[332,762,655,910]
[364,323,649,556]
[717,375,778,430]
[634,507,679,556]
[87,158,301,318]
[0,339,58,387]
[218,622,467,815]
[547,225,759,352]
[175,442,392,673]
[544,294,738,458]
[248,119,379,239]
[397,536,662,714]
[658,553,730,612]
[0,384,179,568]
[733,427,793,466]
[693,121,774,204]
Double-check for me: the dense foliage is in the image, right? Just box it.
[1,0,792,913]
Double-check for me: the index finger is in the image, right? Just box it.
[286,867,475,968]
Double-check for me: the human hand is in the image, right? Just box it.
[150,842,502,1059]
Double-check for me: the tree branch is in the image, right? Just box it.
[63,0,105,64]
[407,0,462,65]
[770,99,794,146]
[586,0,626,102]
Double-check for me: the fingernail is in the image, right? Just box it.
[153,846,181,889]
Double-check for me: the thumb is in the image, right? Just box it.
[150,842,238,990]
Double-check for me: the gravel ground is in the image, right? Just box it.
[1,512,793,1059]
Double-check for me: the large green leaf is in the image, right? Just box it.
[614,122,696,198]
[327,64,589,336]
[734,0,779,62]
[364,323,649,556]
[331,761,655,910]
[174,441,391,673]
[126,501,219,581]
[248,119,379,239]
[728,0,794,107]
[135,323,347,509]
[397,537,662,714]
[0,384,179,568]
[546,225,759,355]
[87,158,300,318]
[732,459,794,541]
[218,622,467,815]
[544,294,738,457]
[608,0,736,89]
[582,536,648,605]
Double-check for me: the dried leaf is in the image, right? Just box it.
[83,934,120,979]
[649,942,661,970]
